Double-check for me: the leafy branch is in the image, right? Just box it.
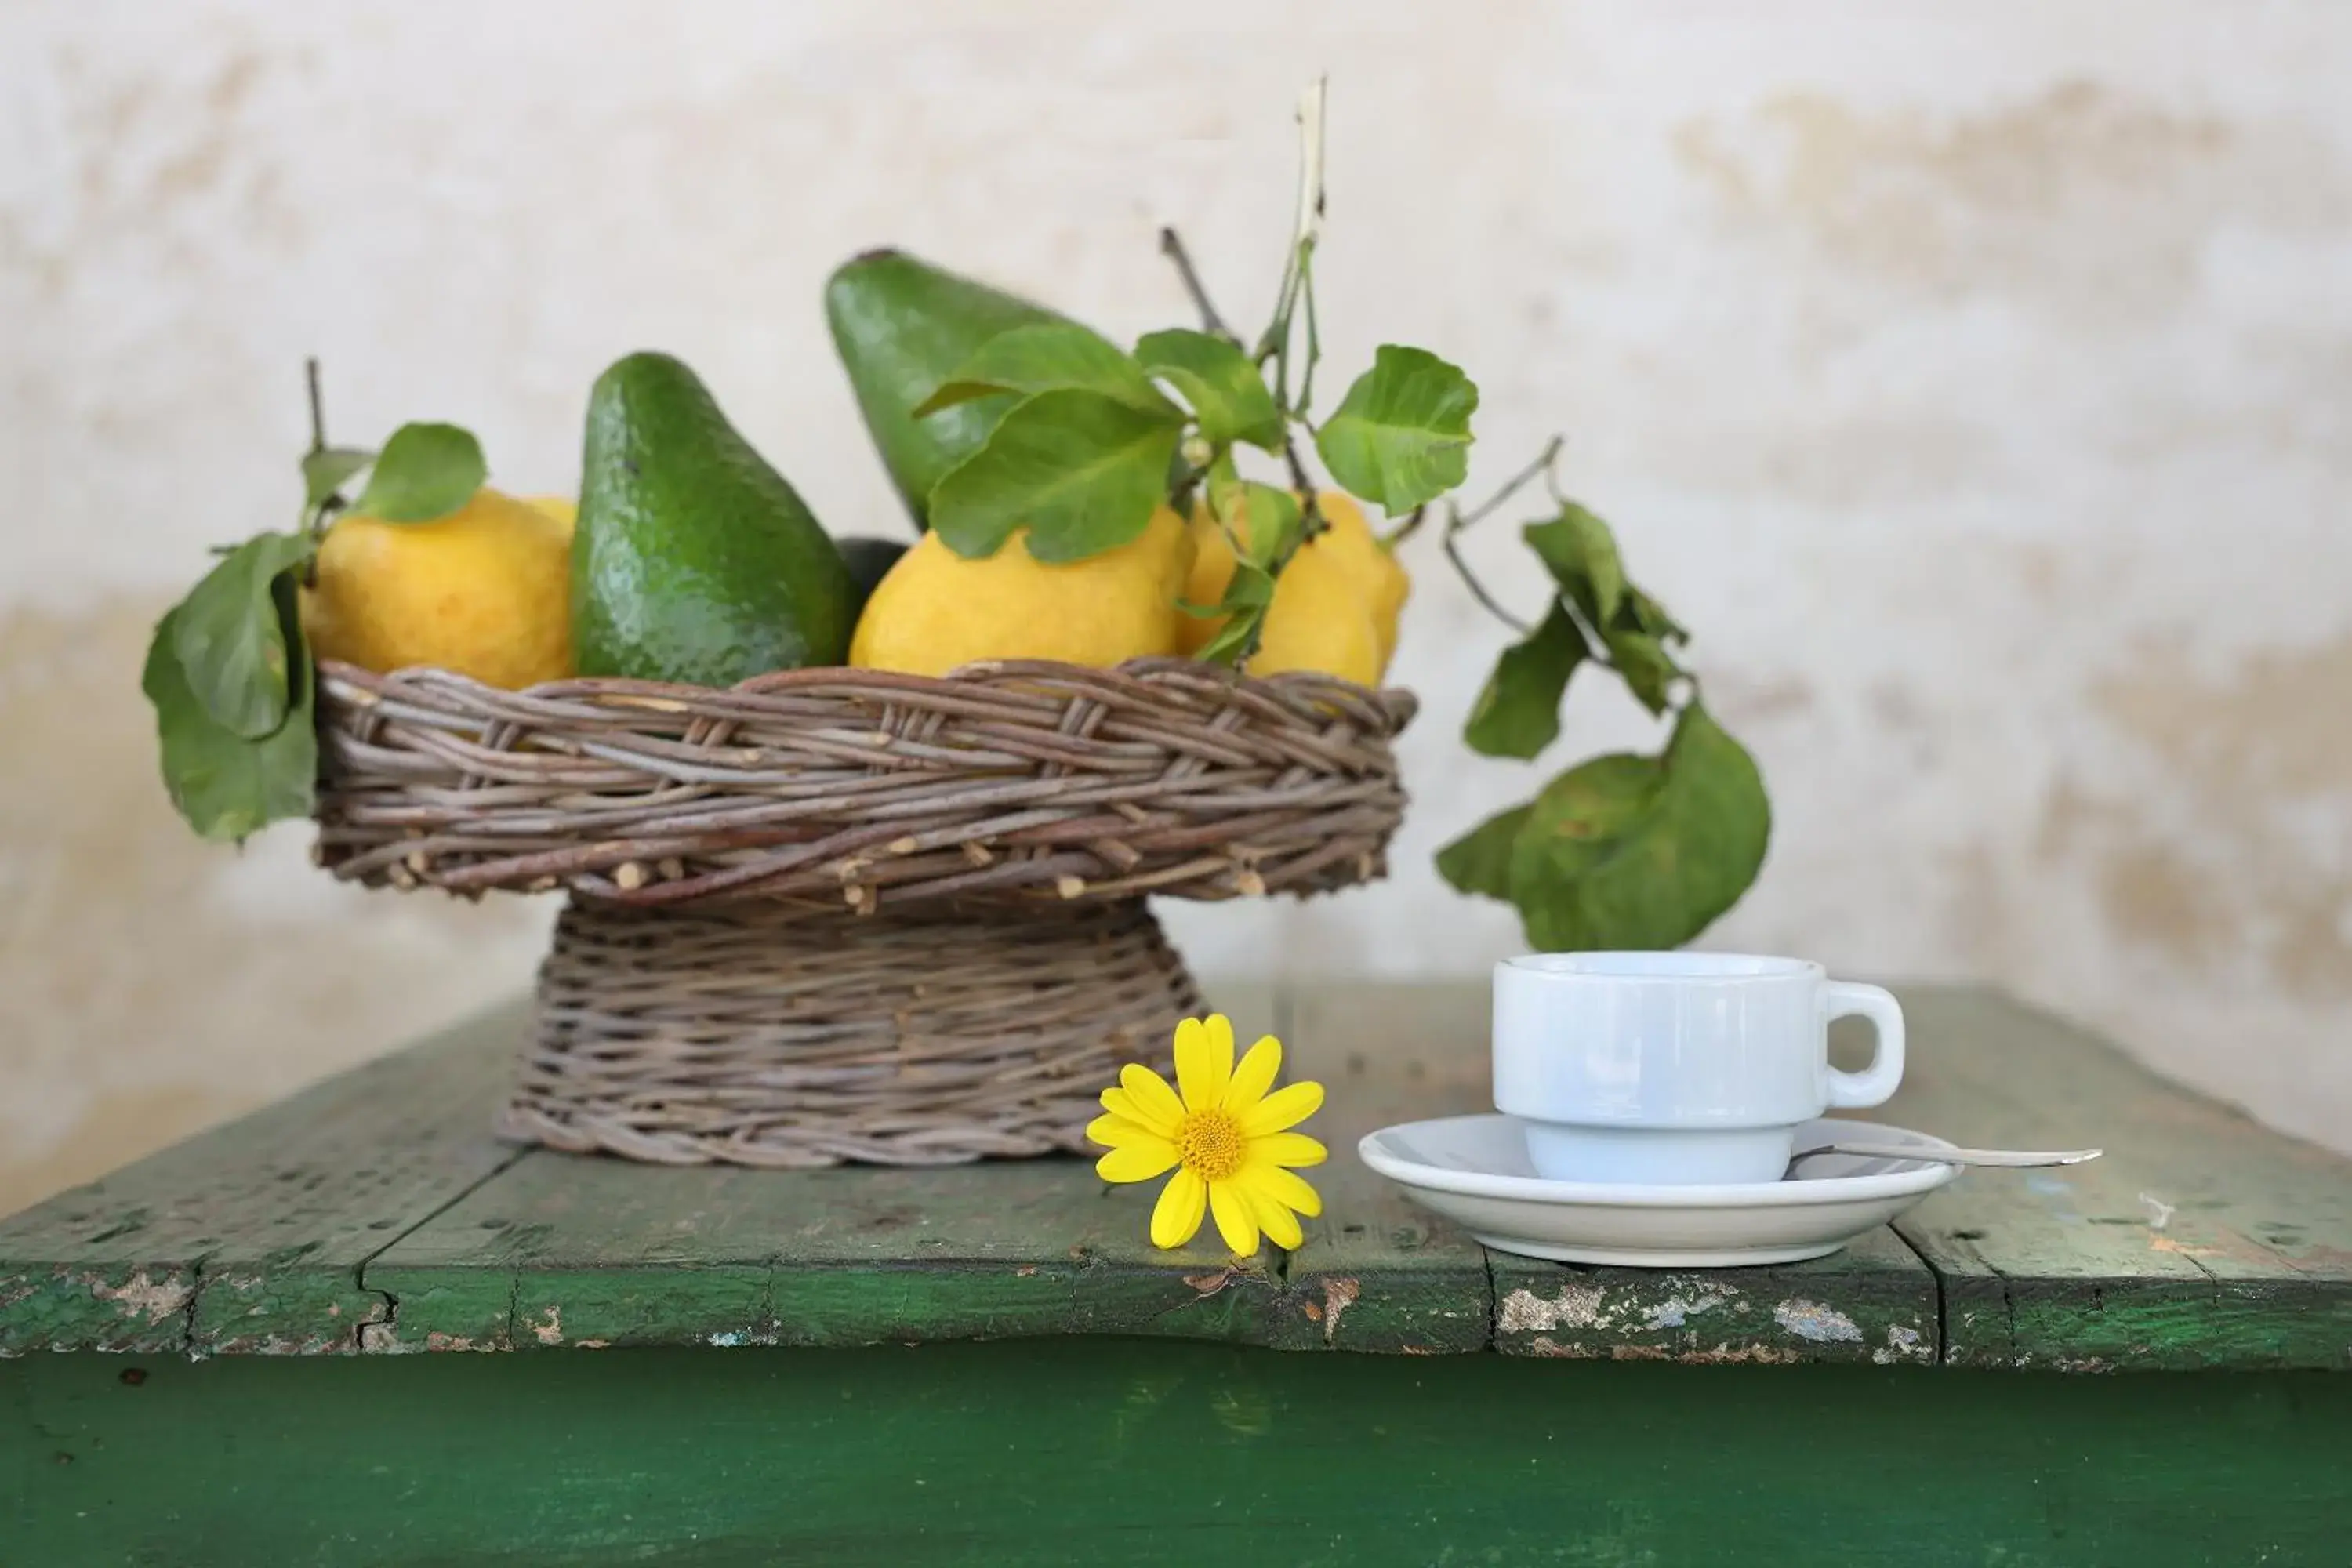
[144,363,488,841]
[913,78,1475,670]
[1436,440,1770,951]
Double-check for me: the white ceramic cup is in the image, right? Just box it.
[1491,952,1905,1185]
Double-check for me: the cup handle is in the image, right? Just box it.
[1824,982,1905,1109]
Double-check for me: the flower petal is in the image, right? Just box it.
[1238,1080,1324,1137]
[1221,1035,1283,1113]
[1241,1161,1323,1218]
[1242,1183,1305,1250]
[1116,1065,1186,1134]
[1251,1131,1327,1169]
[1207,1179,1260,1256]
[1086,1112,1163,1149]
[1174,1015,1233,1111]
[1150,1167,1207,1250]
[1096,1138,1180,1184]
[1098,1086,1175,1138]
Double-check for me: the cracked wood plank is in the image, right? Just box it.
[0,1003,528,1355]
[1883,989,2352,1370]
[364,982,1303,1352]
[1273,984,1505,1352]
[1489,1226,1937,1365]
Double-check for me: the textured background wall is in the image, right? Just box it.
[5,0,2347,1212]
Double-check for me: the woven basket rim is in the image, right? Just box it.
[314,654,1417,724]
[311,655,1416,909]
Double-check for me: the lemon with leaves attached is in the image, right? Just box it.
[1245,550,1383,685]
[850,506,1194,677]
[1180,490,1406,681]
[301,487,573,689]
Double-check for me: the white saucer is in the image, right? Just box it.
[1357,1115,1960,1267]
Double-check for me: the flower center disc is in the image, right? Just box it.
[1176,1109,1247,1181]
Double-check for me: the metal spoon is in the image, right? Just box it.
[1787,1142,2103,1171]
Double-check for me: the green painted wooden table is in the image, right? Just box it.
[5,982,2350,1565]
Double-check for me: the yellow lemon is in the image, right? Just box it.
[1244,546,1383,685]
[1180,490,1407,680]
[301,486,573,689]
[523,495,576,537]
[1305,492,1410,663]
[850,506,1194,677]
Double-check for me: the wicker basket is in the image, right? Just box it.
[314,655,1416,1167]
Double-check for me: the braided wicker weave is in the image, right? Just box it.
[312,655,1415,1167]
[508,898,1203,1167]
[314,657,1415,910]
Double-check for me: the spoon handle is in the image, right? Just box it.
[1790,1142,2103,1168]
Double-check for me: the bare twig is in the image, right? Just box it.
[1382,504,1428,547]
[1223,78,1334,672]
[1439,434,1570,637]
[1255,75,1329,387]
[1296,247,1323,416]
[1443,517,1535,637]
[1158,227,1237,344]
[305,358,326,455]
[1457,434,1565,531]
[1283,438,1328,542]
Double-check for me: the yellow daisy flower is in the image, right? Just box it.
[1088,1014,1328,1255]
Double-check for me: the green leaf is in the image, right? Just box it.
[927,388,1185,562]
[169,532,316,739]
[143,606,318,843]
[348,423,485,523]
[1624,584,1689,644]
[301,445,374,513]
[1503,703,1769,952]
[1193,560,1276,666]
[1313,345,1478,513]
[1235,483,1301,568]
[1523,502,1625,627]
[1435,803,1534,902]
[1524,502,1684,713]
[913,324,1178,419]
[1134,329,1283,451]
[1463,602,1588,760]
[1603,627,1682,717]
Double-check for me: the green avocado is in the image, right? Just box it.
[825,249,1069,528]
[573,352,854,686]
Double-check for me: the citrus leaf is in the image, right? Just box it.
[1525,502,1684,713]
[1134,328,1283,451]
[301,445,374,513]
[928,388,1185,562]
[1313,345,1478,513]
[913,324,1178,419]
[1435,803,1533,902]
[1523,502,1625,627]
[144,606,317,843]
[1464,601,1587,760]
[1235,482,1301,568]
[1624,584,1688,644]
[348,423,485,523]
[1193,559,1276,666]
[169,532,315,739]
[1603,626,1682,717]
[1504,704,1769,951]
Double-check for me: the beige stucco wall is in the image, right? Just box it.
[5,1,2347,1212]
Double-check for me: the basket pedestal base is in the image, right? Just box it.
[499,898,1201,1167]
